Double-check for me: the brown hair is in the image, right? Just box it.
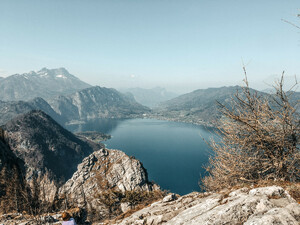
[62,212,71,221]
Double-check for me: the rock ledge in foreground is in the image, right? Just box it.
[113,186,300,225]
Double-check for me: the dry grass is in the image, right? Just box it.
[111,190,167,222]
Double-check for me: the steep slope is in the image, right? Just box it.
[0,97,63,126]
[0,135,25,187]
[0,68,91,101]
[122,87,178,108]
[154,86,266,126]
[3,110,100,182]
[49,86,151,123]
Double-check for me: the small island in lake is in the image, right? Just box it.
[76,131,111,143]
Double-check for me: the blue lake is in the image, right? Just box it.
[67,118,216,195]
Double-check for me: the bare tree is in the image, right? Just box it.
[203,71,300,191]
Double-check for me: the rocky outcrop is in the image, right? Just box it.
[114,186,300,225]
[59,148,158,211]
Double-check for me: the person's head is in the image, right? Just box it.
[62,212,71,221]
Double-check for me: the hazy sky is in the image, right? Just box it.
[0,0,299,93]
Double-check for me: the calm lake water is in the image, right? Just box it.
[67,118,216,195]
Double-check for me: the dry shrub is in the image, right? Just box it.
[121,189,166,209]
[203,72,300,192]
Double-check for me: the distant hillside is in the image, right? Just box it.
[0,68,91,101]
[153,86,268,126]
[3,110,101,182]
[0,97,63,126]
[122,87,178,108]
[0,86,151,126]
[289,91,300,111]
[49,86,151,123]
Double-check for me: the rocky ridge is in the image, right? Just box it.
[2,110,101,185]
[152,86,251,126]
[152,86,300,127]
[0,97,63,126]
[112,186,300,225]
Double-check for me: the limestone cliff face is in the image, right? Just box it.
[59,148,158,210]
[113,186,300,225]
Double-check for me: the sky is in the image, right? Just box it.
[0,0,299,93]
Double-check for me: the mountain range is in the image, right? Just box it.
[0,68,91,101]
[49,86,150,124]
[153,86,300,126]
[152,86,268,126]
[0,69,151,126]
[0,68,298,128]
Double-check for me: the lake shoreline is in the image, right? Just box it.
[67,118,216,195]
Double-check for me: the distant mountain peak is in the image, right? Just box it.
[0,68,91,101]
[37,67,71,77]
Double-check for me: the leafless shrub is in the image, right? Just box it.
[203,71,300,191]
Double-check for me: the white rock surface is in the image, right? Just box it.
[114,186,300,225]
[59,148,159,211]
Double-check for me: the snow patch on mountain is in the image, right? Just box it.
[56,74,67,79]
